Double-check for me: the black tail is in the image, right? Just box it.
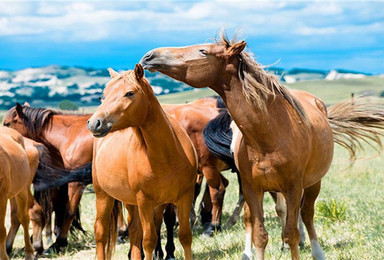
[203,97,238,172]
[33,162,92,191]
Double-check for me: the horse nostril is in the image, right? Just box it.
[143,51,154,62]
[95,119,101,130]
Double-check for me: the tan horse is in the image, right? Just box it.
[87,64,197,260]
[0,127,34,260]
[140,34,384,260]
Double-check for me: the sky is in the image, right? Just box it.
[0,0,383,73]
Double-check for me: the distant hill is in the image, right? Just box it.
[0,65,375,109]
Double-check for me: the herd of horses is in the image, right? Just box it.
[2,34,384,260]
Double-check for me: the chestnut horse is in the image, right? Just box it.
[0,127,34,260]
[140,34,384,259]
[164,97,235,233]
[87,65,197,260]
[3,104,93,252]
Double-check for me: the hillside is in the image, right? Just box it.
[0,65,375,109]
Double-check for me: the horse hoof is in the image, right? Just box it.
[202,223,221,237]
[280,242,290,251]
[6,245,12,255]
[241,253,253,260]
[117,236,126,244]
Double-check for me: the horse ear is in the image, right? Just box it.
[23,102,30,107]
[226,41,246,57]
[134,64,144,81]
[108,68,120,78]
[16,103,24,118]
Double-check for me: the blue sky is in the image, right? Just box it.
[0,0,383,73]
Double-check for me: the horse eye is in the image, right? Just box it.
[125,91,135,97]
[3,122,10,127]
[199,49,208,56]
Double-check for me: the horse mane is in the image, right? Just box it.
[16,106,89,140]
[217,33,308,123]
[19,106,58,140]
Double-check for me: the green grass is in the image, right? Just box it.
[4,76,384,259]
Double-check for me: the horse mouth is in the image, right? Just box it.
[92,128,111,138]
[141,64,158,73]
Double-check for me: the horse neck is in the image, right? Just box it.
[138,95,181,160]
[213,75,291,152]
[41,115,86,151]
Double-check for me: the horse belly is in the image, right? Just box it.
[95,165,137,204]
[94,138,138,204]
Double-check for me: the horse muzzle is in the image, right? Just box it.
[87,118,112,138]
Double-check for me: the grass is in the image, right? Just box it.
[4,76,384,259]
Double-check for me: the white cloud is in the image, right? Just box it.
[0,0,382,43]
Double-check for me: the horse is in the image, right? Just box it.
[87,64,198,260]
[163,97,235,232]
[151,96,238,259]
[0,127,34,260]
[5,138,53,257]
[140,33,384,260]
[3,104,93,252]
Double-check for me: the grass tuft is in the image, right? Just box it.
[316,199,347,223]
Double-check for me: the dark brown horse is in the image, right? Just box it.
[88,65,197,260]
[140,34,384,260]
[3,104,93,252]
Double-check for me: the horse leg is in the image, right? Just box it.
[0,196,9,260]
[126,204,143,260]
[154,204,167,260]
[29,200,45,256]
[227,170,245,228]
[94,189,115,260]
[190,173,203,228]
[137,195,157,260]
[5,198,20,255]
[117,201,128,243]
[298,213,306,247]
[282,187,303,260]
[301,181,325,260]
[242,202,253,260]
[164,204,176,260]
[202,165,226,236]
[243,184,268,260]
[15,189,34,260]
[199,184,212,228]
[175,188,194,260]
[44,206,53,245]
[50,182,85,252]
[271,192,306,249]
[270,192,288,249]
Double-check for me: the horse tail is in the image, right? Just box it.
[328,98,384,161]
[106,200,119,260]
[33,162,92,191]
[203,98,239,172]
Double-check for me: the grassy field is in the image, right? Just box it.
[4,76,384,259]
